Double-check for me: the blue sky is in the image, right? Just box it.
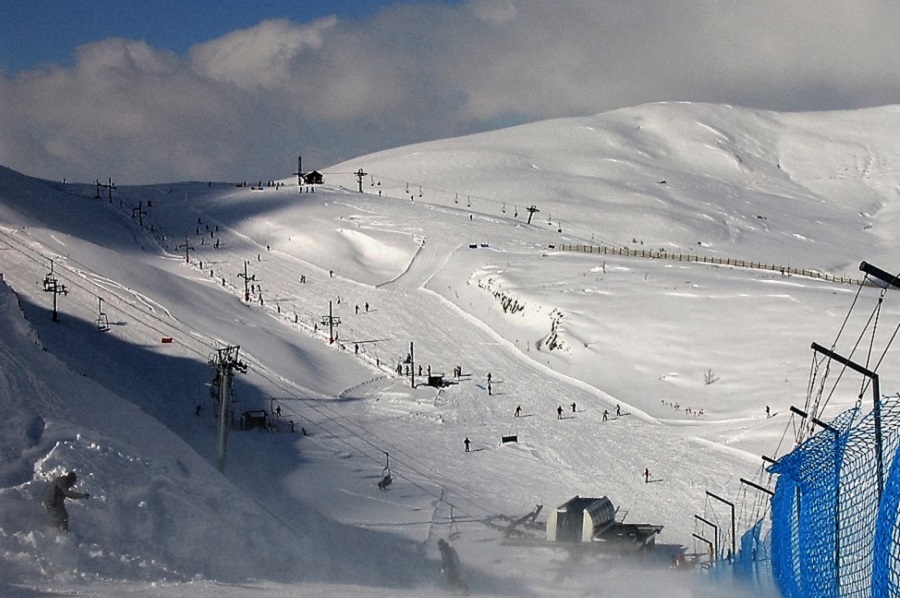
[2,1,900,184]
[1,1,413,73]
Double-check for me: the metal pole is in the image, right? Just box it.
[216,364,231,472]
[692,533,714,563]
[409,341,415,388]
[791,400,843,587]
[51,284,59,322]
[859,261,900,289]
[740,477,774,496]
[695,515,719,562]
[706,491,736,559]
[810,342,883,498]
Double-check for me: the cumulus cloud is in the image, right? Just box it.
[190,18,336,90]
[3,0,900,183]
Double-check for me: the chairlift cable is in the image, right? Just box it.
[863,319,900,397]
[829,274,868,352]
[0,227,219,359]
[818,297,883,415]
[242,363,499,520]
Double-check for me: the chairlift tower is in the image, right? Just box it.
[131,201,148,227]
[355,168,368,193]
[42,261,68,322]
[96,178,116,203]
[208,345,248,472]
[237,260,254,301]
[177,237,194,263]
[293,155,303,186]
[409,341,415,388]
[321,300,341,344]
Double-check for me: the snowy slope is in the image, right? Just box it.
[2,101,900,596]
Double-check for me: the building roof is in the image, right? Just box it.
[556,495,609,513]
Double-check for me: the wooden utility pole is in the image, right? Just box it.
[355,168,368,193]
[42,261,68,322]
[321,300,341,344]
[526,205,540,225]
[209,345,248,472]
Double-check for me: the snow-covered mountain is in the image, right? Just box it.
[2,101,900,597]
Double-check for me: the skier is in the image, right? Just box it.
[557,405,563,419]
[644,468,651,483]
[616,404,621,417]
[43,471,90,533]
[571,402,576,413]
[464,437,471,452]
[275,405,282,417]
[766,405,771,418]
[515,405,522,417]
[487,381,492,395]
[487,372,492,383]
[603,409,608,421]
[438,539,470,594]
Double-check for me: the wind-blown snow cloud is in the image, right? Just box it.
[3,0,900,183]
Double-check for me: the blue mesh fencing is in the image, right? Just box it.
[837,399,900,596]
[768,407,858,598]
[873,423,900,597]
[762,396,900,598]
[732,518,777,595]
[871,398,900,598]
[770,473,802,598]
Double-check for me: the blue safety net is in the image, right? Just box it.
[764,396,900,597]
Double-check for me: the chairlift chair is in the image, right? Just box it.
[377,451,393,490]
[96,298,110,332]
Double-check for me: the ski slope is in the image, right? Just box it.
[2,101,900,596]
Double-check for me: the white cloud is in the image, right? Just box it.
[190,18,336,89]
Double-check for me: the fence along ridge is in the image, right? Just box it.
[553,244,865,286]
